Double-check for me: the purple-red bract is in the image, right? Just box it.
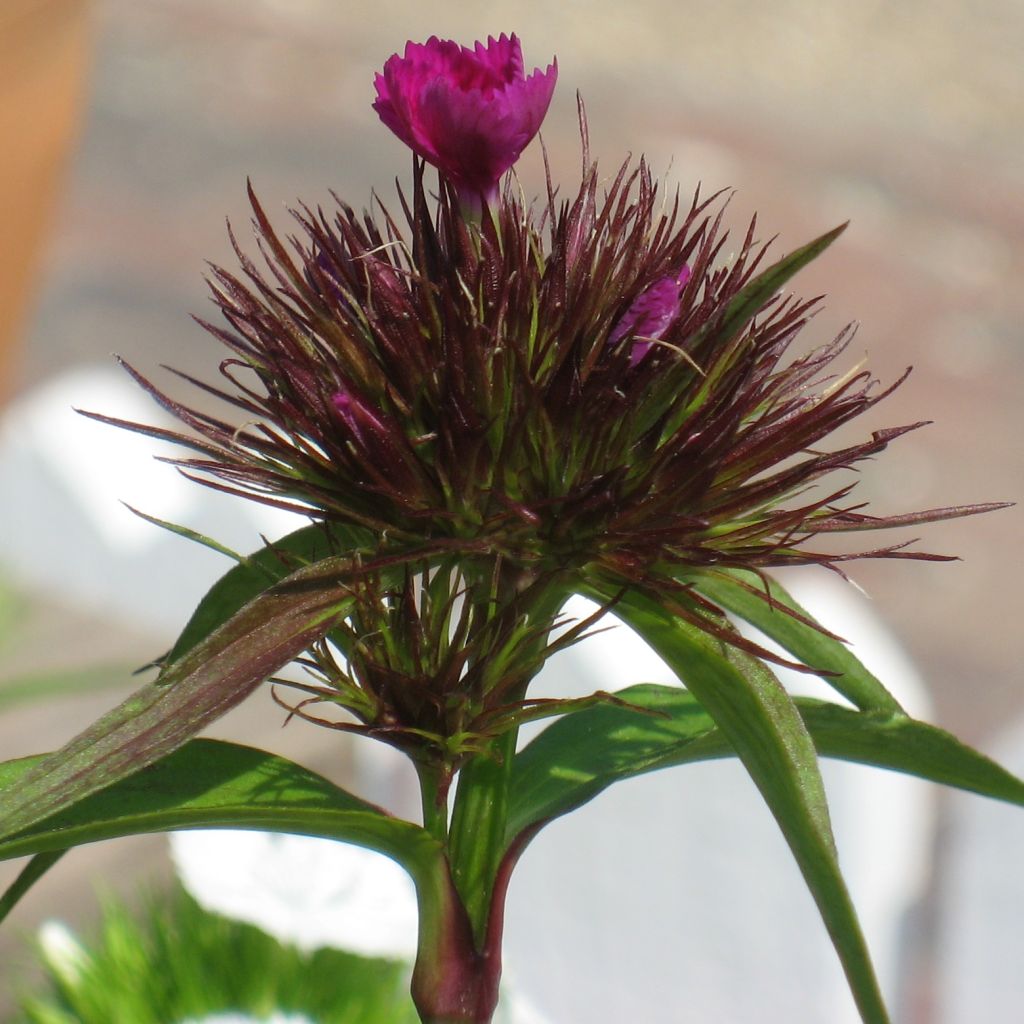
[611,265,693,366]
[373,33,557,210]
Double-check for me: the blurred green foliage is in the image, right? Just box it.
[15,885,418,1024]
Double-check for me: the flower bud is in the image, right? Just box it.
[373,34,557,212]
[610,265,692,366]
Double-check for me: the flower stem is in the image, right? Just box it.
[416,761,451,844]
[416,581,569,1020]
[447,728,517,944]
[410,848,501,1023]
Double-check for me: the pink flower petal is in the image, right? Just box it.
[611,265,693,366]
[373,34,557,209]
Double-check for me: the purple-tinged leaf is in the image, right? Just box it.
[0,556,361,843]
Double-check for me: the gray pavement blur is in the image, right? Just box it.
[1,0,1022,1020]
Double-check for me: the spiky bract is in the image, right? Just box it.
[92,144,994,764]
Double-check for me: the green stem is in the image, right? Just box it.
[410,848,500,1024]
[416,761,450,844]
[446,579,570,941]
[419,577,571,1017]
[447,728,518,943]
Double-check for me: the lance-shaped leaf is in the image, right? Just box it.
[599,585,891,1024]
[0,739,440,923]
[0,556,361,844]
[0,851,65,927]
[0,740,462,1024]
[703,222,846,350]
[164,521,373,668]
[687,568,904,714]
[645,222,847,435]
[507,683,1024,842]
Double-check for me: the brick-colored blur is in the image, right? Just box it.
[0,0,90,403]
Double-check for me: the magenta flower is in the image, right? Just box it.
[610,265,692,366]
[373,34,557,211]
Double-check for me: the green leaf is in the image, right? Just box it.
[0,850,65,927]
[720,223,846,339]
[0,739,439,918]
[508,684,1024,841]
[796,701,1024,805]
[0,556,360,844]
[648,223,848,437]
[165,522,373,668]
[508,684,723,841]
[689,568,903,714]
[602,586,891,1024]
[16,886,418,1024]
[446,585,573,943]
[126,505,247,564]
[0,739,471,1021]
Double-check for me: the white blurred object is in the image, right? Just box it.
[937,715,1024,1023]
[496,986,551,1024]
[37,919,89,984]
[6,366,196,552]
[0,365,304,633]
[170,829,550,1023]
[169,829,419,960]
[2,367,936,1022]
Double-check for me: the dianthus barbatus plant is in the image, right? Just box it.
[0,32,1019,1024]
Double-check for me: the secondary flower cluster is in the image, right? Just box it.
[97,34,991,765]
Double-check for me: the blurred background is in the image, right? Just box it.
[0,0,1021,1021]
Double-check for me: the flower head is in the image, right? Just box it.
[98,93,1002,768]
[373,34,557,210]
